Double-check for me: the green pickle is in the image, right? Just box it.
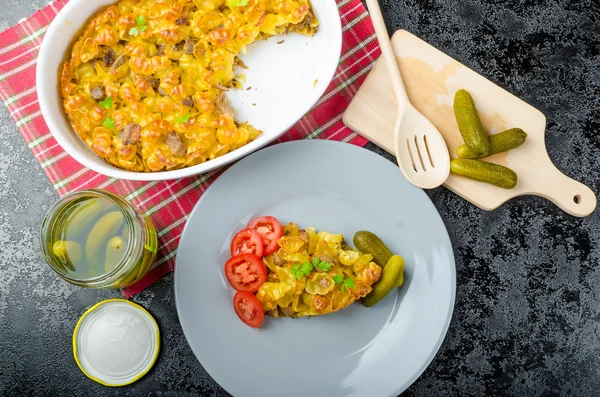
[362,255,404,307]
[104,236,126,273]
[457,128,527,159]
[51,240,82,271]
[454,89,490,157]
[85,211,125,267]
[451,158,518,189]
[64,199,103,237]
[353,231,403,286]
[135,250,154,279]
[353,231,393,268]
[41,190,158,288]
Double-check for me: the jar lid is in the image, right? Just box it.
[73,299,160,386]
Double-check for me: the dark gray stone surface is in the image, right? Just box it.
[1,0,599,396]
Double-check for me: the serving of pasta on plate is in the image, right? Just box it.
[223,215,406,328]
[60,0,318,172]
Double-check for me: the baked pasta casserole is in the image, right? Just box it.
[60,0,318,172]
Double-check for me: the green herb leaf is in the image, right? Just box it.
[339,276,354,292]
[344,278,355,289]
[315,260,331,272]
[98,96,113,109]
[300,261,313,276]
[312,257,319,267]
[227,0,250,7]
[103,118,115,130]
[291,264,303,280]
[332,274,343,285]
[177,113,191,123]
[133,16,148,34]
[291,262,313,280]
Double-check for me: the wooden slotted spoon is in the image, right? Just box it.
[364,0,450,189]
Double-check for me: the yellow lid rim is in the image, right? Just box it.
[72,298,161,387]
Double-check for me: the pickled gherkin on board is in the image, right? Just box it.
[450,159,518,189]
[454,89,490,157]
[457,128,527,159]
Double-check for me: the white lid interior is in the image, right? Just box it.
[74,300,159,386]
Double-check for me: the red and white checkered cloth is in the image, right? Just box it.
[0,0,380,297]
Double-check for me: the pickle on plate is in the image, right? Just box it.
[63,199,103,237]
[85,211,125,267]
[353,231,403,286]
[353,231,393,268]
[52,240,82,271]
[457,128,527,159]
[104,236,127,273]
[450,158,518,189]
[454,89,490,157]
[362,255,404,307]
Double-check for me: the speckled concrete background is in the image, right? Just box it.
[1,0,599,396]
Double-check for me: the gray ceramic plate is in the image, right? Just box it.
[175,140,456,397]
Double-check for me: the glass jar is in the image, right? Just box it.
[40,189,157,289]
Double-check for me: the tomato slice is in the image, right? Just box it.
[247,216,283,256]
[224,254,267,292]
[233,291,264,328]
[231,228,264,257]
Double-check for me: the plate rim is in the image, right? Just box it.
[174,140,456,397]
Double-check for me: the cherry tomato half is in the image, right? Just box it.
[247,216,283,256]
[233,291,264,328]
[231,228,264,257]
[224,254,267,292]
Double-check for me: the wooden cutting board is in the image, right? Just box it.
[343,30,596,217]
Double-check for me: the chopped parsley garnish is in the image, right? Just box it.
[98,96,112,109]
[332,274,343,285]
[291,262,313,280]
[177,113,191,123]
[103,118,115,130]
[227,0,250,7]
[129,15,148,36]
[340,277,355,292]
[312,257,331,272]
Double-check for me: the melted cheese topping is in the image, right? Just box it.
[61,0,317,172]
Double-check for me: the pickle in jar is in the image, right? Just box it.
[48,195,132,279]
[41,190,160,289]
[104,236,127,273]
